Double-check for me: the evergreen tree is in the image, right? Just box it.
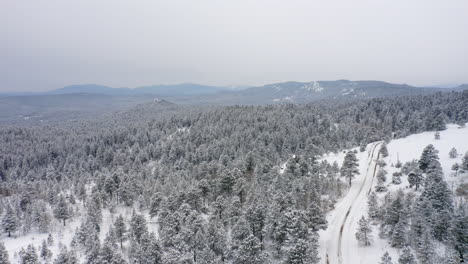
[341,151,359,186]
[232,234,269,264]
[2,205,18,237]
[449,148,458,159]
[418,144,439,172]
[417,230,435,264]
[451,205,467,263]
[40,240,52,260]
[452,163,460,177]
[462,151,468,171]
[114,215,127,249]
[286,237,319,264]
[53,247,78,264]
[408,171,423,190]
[99,238,127,264]
[368,191,379,219]
[390,219,406,248]
[130,213,148,244]
[355,216,372,246]
[398,245,416,264]
[19,244,39,264]
[0,242,10,264]
[380,143,389,157]
[140,232,163,264]
[379,251,393,264]
[47,233,54,246]
[54,195,71,226]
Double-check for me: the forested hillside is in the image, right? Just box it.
[0,91,467,263]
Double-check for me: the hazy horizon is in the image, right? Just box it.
[2,0,468,92]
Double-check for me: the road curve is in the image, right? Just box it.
[323,141,382,264]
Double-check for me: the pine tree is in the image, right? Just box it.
[286,238,319,264]
[54,195,71,226]
[451,205,467,263]
[341,151,359,186]
[114,215,127,249]
[130,213,148,244]
[368,191,379,219]
[306,203,327,232]
[19,244,39,264]
[408,171,423,190]
[380,143,389,157]
[2,205,18,237]
[40,240,51,260]
[390,219,406,248]
[53,247,77,264]
[380,251,393,264]
[140,232,163,264]
[417,230,435,264]
[355,216,372,246]
[418,144,439,173]
[47,233,54,246]
[449,148,458,159]
[398,245,416,264]
[232,234,269,264]
[0,242,11,264]
[462,151,468,171]
[99,238,126,264]
[452,163,460,176]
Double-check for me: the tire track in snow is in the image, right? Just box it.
[325,141,382,264]
[337,142,381,263]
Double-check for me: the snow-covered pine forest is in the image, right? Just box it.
[0,91,467,264]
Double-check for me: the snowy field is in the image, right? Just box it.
[318,123,468,264]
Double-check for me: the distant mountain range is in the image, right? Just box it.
[46,83,229,97]
[227,80,448,104]
[2,80,466,103]
[0,80,467,123]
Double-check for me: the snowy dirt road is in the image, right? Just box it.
[321,142,382,264]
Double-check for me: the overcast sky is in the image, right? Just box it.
[1,0,468,92]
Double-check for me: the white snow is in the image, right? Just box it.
[318,124,468,264]
[319,142,383,264]
[301,81,324,92]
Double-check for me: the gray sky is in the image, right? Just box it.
[1,0,468,92]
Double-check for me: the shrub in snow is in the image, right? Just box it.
[401,160,418,175]
[377,168,388,183]
[392,174,402,185]
[449,147,458,158]
[379,251,393,264]
[395,160,402,168]
[377,159,387,167]
[375,179,387,192]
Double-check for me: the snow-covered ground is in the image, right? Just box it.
[318,141,383,264]
[1,205,158,263]
[318,124,468,264]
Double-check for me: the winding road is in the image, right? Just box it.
[322,141,382,264]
